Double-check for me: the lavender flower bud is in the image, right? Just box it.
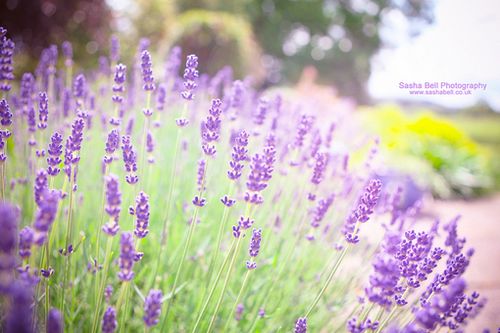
[227,130,249,180]
[38,92,49,129]
[143,289,163,327]
[295,317,307,333]
[102,306,117,333]
[235,303,244,321]
[0,35,15,92]
[118,232,135,281]
[133,191,150,238]
[33,189,60,245]
[47,308,63,333]
[47,132,63,176]
[181,54,199,101]
[102,174,121,236]
[141,50,155,92]
[19,226,34,259]
[121,135,138,184]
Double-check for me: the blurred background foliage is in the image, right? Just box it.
[360,105,496,198]
[1,0,434,101]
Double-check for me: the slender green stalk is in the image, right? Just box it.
[91,236,114,333]
[305,244,350,318]
[206,235,244,333]
[61,175,74,319]
[94,166,108,306]
[191,238,236,332]
[222,268,251,332]
[139,91,151,190]
[44,240,51,325]
[115,282,130,333]
[374,289,409,333]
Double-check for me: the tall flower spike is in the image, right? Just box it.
[104,129,120,165]
[47,132,63,176]
[63,118,85,179]
[110,64,126,126]
[227,130,249,180]
[47,308,64,333]
[133,191,150,238]
[295,317,307,333]
[62,41,73,66]
[146,131,155,163]
[254,98,269,126]
[110,35,120,63]
[33,189,60,245]
[118,232,136,281]
[141,50,155,92]
[19,226,34,259]
[0,34,15,92]
[34,169,48,206]
[38,92,49,130]
[102,306,117,333]
[246,228,262,270]
[181,54,199,101]
[121,135,138,184]
[311,152,328,185]
[143,289,163,327]
[102,174,121,236]
[201,98,222,156]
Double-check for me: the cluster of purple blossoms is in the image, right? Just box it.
[164,46,181,82]
[146,131,155,163]
[347,317,379,333]
[254,98,269,126]
[131,191,150,238]
[295,317,307,333]
[181,54,199,101]
[110,35,120,63]
[38,92,49,130]
[102,306,117,333]
[62,41,73,67]
[227,130,249,181]
[104,129,120,165]
[0,203,18,290]
[232,216,255,239]
[143,289,163,327]
[102,175,121,236]
[246,228,262,269]
[244,145,276,205]
[0,99,12,162]
[47,132,63,176]
[311,152,329,185]
[294,114,315,149]
[63,118,85,179]
[343,179,382,244]
[201,98,222,156]
[0,29,14,92]
[47,308,64,333]
[229,80,245,120]
[141,50,155,93]
[118,232,136,281]
[110,64,126,126]
[235,303,245,321]
[18,226,34,259]
[121,135,138,184]
[310,195,335,229]
[33,189,60,245]
[73,74,87,108]
[34,169,48,206]
[155,83,167,114]
[220,195,236,207]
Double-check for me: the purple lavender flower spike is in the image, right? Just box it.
[141,50,155,92]
[38,92,49,130]
[33,189,60,245]
[0,34,15,92]
[227,130,249,180]
[165,46,181,82]
[294,114,314,149]
[238,216,254,230]
[104,129,120,165]
[102,306,117,333]
[246,228,262,269]
[295,317,307,333]
[143,289,163,327]
[110,63,126,125]
[311,195,334,228]
[311,152,328,185]
[201,99,222,156]
[102,174,121,236]
[254,98,269,126]
[19,226,34,259]
[118,232,136,281]
[146,131,155,163]
[181,54,199,101]
[133,191,150,238]
[229,80,245,120]
[258,308,265,318]
[244,145,276,204]
[121,135,138,184]
[63,118,85,179]
[73,74,86,103]
[192,196,206,207]
[110,35,120,63]
[0,202,18,265]
[105,284,113,303]
[235,303,244,321]
[5,280,34,333]
[34,169,48,206]
[197,159,206,192]
[0,99,13,127]
[47,308,64,333]
[62,41,73,65]
[343,179,382,244]
[47,132,63,176]
[232,225,241,238]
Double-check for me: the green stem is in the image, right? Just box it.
[375,289,409,333]
[206,236,244,333]
[223,268,251,332]
[91,236,114,333]
[61,175,74,320]
[191,239,236,333]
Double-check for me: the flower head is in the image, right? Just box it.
[118,232,136,281]
[38,92,49,130]
[103,174,121,236]
[133,191,150,238]
[141,50,155,92]
[181,54,199,100]
[47,132,63,176]
[47,308,64,333]
[295,317,307,333]
[121,135,138,184]
[102,306,117,333]
[144,289,163,327]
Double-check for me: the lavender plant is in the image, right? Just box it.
[0,26,492,333]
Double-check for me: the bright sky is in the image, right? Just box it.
[368,0,500,110]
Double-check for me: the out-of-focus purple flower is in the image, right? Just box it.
[229,80,245,118]
[33,189,60,245]
[164,46,181,82]
[246,228,262,270]
[197,159,206,192]
[118,232,136,281]
[1,99,13,127]
[38,92,49,130]
[0,34,15,92]
[111,64,126,125]
[343,179,382,244]
[110,35,120,63]
[311,152,328,185]
[141,50,155,92]
[227,130,249,180]
[47,132,63,176]
[295,317,307,333]
[4,280,34,333]
[235,303,244,321]
[99,56,111,77]
[311,195,334,229]
[258,308,265,318]
[19,226,34,259]
[63,118,85,179]
[102,174,121,236]
[201,99,222,156]
[146,131,154,163]
[47,308,63,333]
[105,284,113,303]
[132,191,150,238]
[73,74,86,103]
[0,202,18,270]
[156,83,167,115]
[294,114,314,149]
[254,98,269,126]
[143,289,163,327]
[121,135,138,184]
[181,54,199,101]
[34,169,48,206]
[62,41,73,66]
[104,129,120,165]
[245,145,276,204]
[102,306,117,333]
